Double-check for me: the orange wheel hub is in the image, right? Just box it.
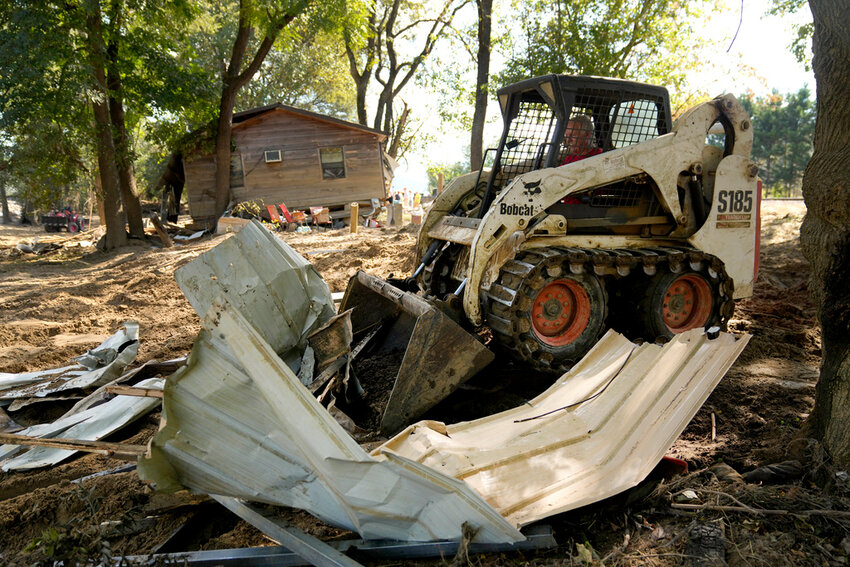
[662,274,713,333]
[531,279,591,346]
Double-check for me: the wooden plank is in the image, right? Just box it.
[105,385,165,399]
[0,433,146,459]
[150,213,173,248]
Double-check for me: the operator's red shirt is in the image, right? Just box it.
[560,148,603,204]
[560,147,602,165]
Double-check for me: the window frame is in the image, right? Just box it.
[319,146,346,179]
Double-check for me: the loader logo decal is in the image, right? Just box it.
[522,180,542,195]
[500,203,535,216]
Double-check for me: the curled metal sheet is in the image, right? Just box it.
[374,328,750,527]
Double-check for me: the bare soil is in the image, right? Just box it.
[1,201,844,566]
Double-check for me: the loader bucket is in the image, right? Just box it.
[340,271,494,434]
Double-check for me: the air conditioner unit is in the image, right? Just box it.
[264,150,282,163]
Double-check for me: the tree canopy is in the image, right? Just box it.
[496,0,710,97]
[740,88,815,198]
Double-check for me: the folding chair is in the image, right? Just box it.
[266,205,284,230]
[278,203,294,223]
[309,206,330,226]
[364,197,384,227]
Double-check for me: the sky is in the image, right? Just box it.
[390,0,815,195]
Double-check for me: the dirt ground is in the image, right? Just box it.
[1,200,846,566]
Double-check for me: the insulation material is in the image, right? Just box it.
[137,301,522,544]
[0,377,163,470]
[374,329,750,527]
[0,322,140,404]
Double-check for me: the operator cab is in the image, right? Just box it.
[474,75,673,234]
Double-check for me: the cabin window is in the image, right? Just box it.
[319,147,346,179]
[230,154,245,188]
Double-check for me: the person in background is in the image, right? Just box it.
[560,114,603,205]
[561,114,602,165]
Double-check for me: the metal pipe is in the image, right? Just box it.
[454,278,467,296]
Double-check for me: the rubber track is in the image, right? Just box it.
[485,246,735,374]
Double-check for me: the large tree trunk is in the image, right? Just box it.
[799,0,850,465]
[86,2,126,250]
[470,0,492,172]
[212,2,293,225]
[213,83,240,227]
[106,9,145,240]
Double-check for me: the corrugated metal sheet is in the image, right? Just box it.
[0,377,163,470]
[141,223,521,543]
[138,221,748,542]
[0,322,139,404]
[138,301,522,544]
[374,329,750,527]
[174,220,335,358]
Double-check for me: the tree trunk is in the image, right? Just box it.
[470,0,492,172]
[800,0,850,465]
[213,83,239,226]
[0,159,8,223]
[86,2,126,250]
[387,102,409,158]
[212,1,294,224]
[0,178,10,224]
[345,0,466,154]
[106,15,145,240]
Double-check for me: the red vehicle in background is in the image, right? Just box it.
[41,208,86,233]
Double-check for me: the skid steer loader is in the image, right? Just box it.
[341,74,759,431]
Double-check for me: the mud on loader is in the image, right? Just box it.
[341,74,759,432]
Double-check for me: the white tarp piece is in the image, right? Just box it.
[0,322,140,405]
[374,329,750,527]
[0,377,163,471]
[138,301,523,544]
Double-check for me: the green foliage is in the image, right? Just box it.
[237,29,357,118]
[24,486,113,567]
[739,87,815,198]
[231,198,266,218]
[427,158,472,193]
[767,0,813,70]
[0,0,205,211]
[495,0,712,98]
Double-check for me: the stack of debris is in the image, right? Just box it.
[137,220,750,551]
[2,219,752,564]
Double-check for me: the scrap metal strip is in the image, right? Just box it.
[126,523,556,567]
[211,495,364,567]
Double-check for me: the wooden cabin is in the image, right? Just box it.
[163,104,391,225]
